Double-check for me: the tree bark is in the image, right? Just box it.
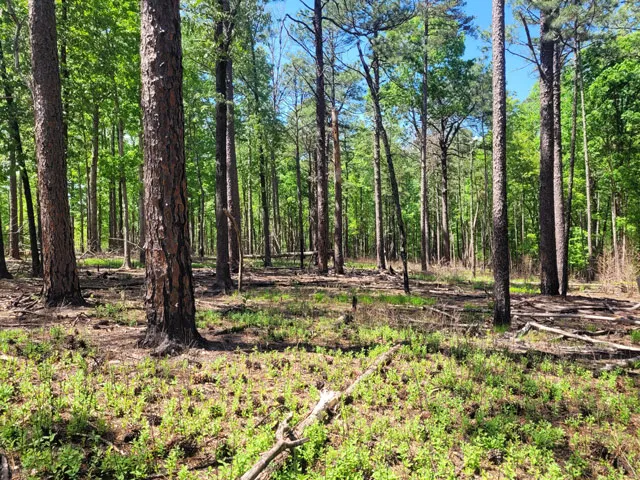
[577,45,594,281]
[553,41,566,294]
[439,141,451,264]
[226,56,241,272]
[214,4,232,291]
[491,0,510,326]
[0,33,41,275]
[9,150,19,259]
[371,46,385,271]
[28,0,82,305]
[314,0,329,274]
[138,162,145,265]
[538,11,559,295]
[139,0,201,348]
[116,113,131,269]
[89,101,100,252]
[293,76,305,269]
[332,107,344,274]
[420,9,430,272]
[0,209,11,279]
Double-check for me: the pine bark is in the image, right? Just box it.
[420,12,430,272]
[28,0,82,305]
[214,3,232,290]
[439,141,451,264]
[293,76,305,269]
[332,107,344,274]
[89,102,100,252]
[139,0,201,348]
[553,41,566,295]
[9,150,19,259]
[226,58,241,272]
[538,11,559,295]
[371,46,385,270]
[314,0,329,274]
[491,0,510,325]
[117,115,131,269]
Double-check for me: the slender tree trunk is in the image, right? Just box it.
[538,10,559,295]
[314,0,328,273]
[439,142,451,264]
[9,151,19,259]
[89,101,100,252]
[0,208,11,278]
[371,49,385,270]
[214,10,232,290]
[293,77,305,269]
[553,41,566,294]
[29,0,82,305]
[226,57,241,272]
[562,46,579,296]
[420,11,430,272]
[138,163,145,265]
[117,115,131,269]
[492,0,510,325]
[577,45,594,281]
[139,0,200,348]
[332,107,344,274]
[0,35,41,275]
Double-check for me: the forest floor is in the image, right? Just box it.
[1,257,640,479]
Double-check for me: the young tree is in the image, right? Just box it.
[491,0,510,326]
[139,0,201,349]
[28,0,83,306]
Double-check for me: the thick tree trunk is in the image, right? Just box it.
[139,0,201,348]
[314,0,328,274]
[89,102,100,252]
[371,50,385,271]
[226,58,241,272]
[214,11,232,290]
[332,107,344,274]
[28,0,82,305]
[553,42,566,294]
[0,36,41,275]
[538,11,559,295]
[491,0,510,326]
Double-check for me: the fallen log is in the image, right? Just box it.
[240,344,402,480]
[518,321,640,353]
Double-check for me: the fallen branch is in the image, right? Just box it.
[241,344,402,480]
[239,413,309,480]
[517,321,640,353]
[513,311,618,321]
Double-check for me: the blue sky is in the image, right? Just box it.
[268,0,538,100]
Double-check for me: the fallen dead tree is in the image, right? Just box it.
[239,344,402,480]
[518,321,640,354]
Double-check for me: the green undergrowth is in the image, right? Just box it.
[1,303,640,479]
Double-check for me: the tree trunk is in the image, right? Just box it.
[117,114,131,269]
[9,151,19,259]
[138,162,145,265]
[293,76,305,269]
[420,11,430,273]
[0,209,11,278]
[139,0,201,348]
[332,107,344,274]
[0,34,41,275]
[553,41,566,294]
[29,0,82,305]
[538,10,559,295]
[439,142,451,264]
[577,44,594,281]
[89,101,100,252]
[314,0,328,273]
[563,45,579,297]
[214,9,232,291]
[226,57,241,272]
[491,0,510,326]
[371,48,385,271]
